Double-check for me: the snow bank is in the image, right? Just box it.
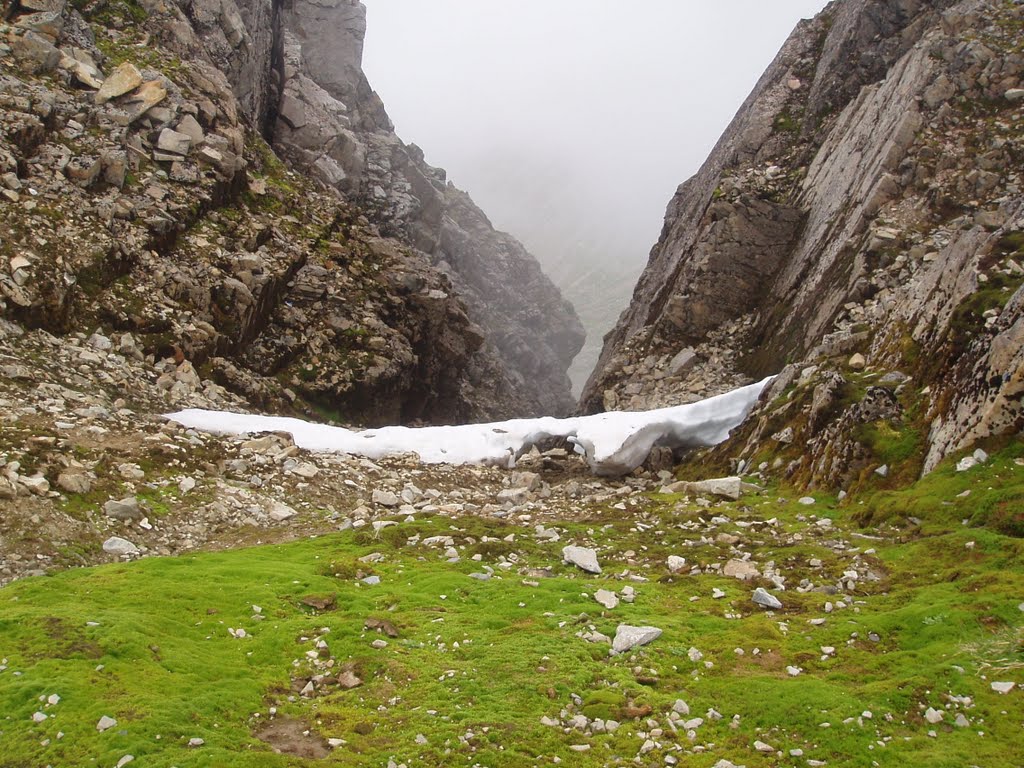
[167,377,771,476]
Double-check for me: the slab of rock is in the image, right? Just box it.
[96,715,117,732]
[103,496,142,521]
[268,501,297,521]
[57,470,92,494]
[724,559,760,580]
[176,114,205,145]
[123,80,167,123]
[991,681,1016,694]
[61,53,103,89]
[337,670,362,689]
[666,555,687,573]
[95,62,143,104]
[372,489,400,507]
[156,128,192,156]
[752,587,782,610]
[612,625,662,654]
[594,589,619,610]
[562,545,601,574]
[102,537,139,556]
[666,476,743,500]
[509,471,541,490]
[10,31,61,74]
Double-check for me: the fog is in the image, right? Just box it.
[361,1,831,391]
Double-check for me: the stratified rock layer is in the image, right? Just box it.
[583,0,1023,483]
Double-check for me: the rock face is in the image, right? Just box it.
[256,0,584,417]
[0,0,582,427]
[582,0,1024,483]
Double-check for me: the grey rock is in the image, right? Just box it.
[723,559,759,581]
[95,62,143,104]
[268,501,298,521]
[372,489,400,507]
[102,537,139,556]
[57,471,92,494]
[176,114,205,145]
[103,496,142,521]
[562,545,601,574]
[752,587,782,610]
[670,476,743,500]
[611,624,662,654]
[156,129,192,156]
[593,589,619,609]
[10,31,61,74]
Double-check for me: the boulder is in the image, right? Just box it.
[95,62,143,104]
[562,545,601,574]
[102,537,140,556]
[723,559,760,580]
[752,587,782,610]
[611,624,662,654]
[103,496,142,521]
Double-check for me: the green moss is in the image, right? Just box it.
[947,273,1024,353]
[773,107,803,136]
[3,447,1024,767]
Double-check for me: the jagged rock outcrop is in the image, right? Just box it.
[255,0,584,416]
[0,0,582,425]
[583,0,1024,486]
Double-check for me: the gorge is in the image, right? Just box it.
[0,1,1022,766]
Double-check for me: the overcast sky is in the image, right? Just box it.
[362,0,831,276]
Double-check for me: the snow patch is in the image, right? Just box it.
[167,377,771,476]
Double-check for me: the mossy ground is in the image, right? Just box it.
[1,447,1022,767]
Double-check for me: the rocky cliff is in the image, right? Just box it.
[0,0,583,426]
[582,0,1024,490]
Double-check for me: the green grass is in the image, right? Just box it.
[1,452,1023,766]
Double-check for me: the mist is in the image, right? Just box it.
[361,0,832,392]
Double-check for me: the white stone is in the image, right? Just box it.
[723,559,759,580]
[562,545,601,574]
[372,489,400,507]
[102,537,139,556]
[666,555,686,573]
[97,715,117,732]
[268,501,298,521]
[611,624,662,654]
[752,587,782,610]
[594,589,619,609]
[991,681,1016,694]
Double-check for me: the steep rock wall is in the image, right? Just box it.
[265,0,585,417]
[0,0,579,427]
[0,0,582,425]
[583,0,1024,485]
